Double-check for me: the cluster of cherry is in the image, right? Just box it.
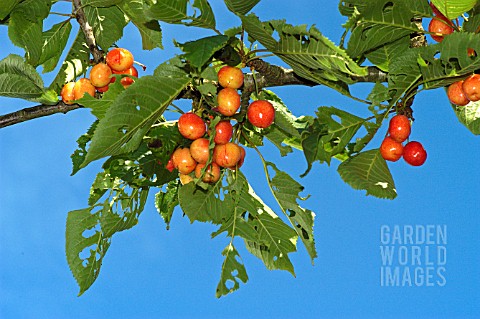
[61,48,138,104]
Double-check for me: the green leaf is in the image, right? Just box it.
[84,5,128,50]
[346,0,423,60]
[14,0,51,22]
[71,121,98,176]
[147,0,216,29]
[431,0,477,19]
[337,149,397,199]
[8,11,43,66]
[0,73,44,100]
[178,181,234,224]
[452,100,480,135]
[365,36,410,72]
[40,21,73,73]
[224,0,260,15]
[0,54,43,88]
[49,30,90,92]
[0,0,21,20]
[216,244,248,298]
[81,73,190,168]
[388,48,422,105]
[155,181,180,230]
[83,0,124,7]
[76,78,125,119]
[66,206,111,296]
[178,35,229,68]
[268,163,317,262]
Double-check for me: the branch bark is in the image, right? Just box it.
[73,0,103,63]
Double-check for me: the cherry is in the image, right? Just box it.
[96,84,109,93]
[112,66,138,88]
[217,88,241,116]
[403,141,427,166]
[218,66,244,89]
[213,120,233,145]
[229,146,246,170]
[247,100,275,128]
[388,114,411,143]
[61,82,76,104]
[106,48,134,72]
[89,62,112,88]
[195,162,221,183]
[462,74,480,102]
[73,78,96,100]
[213,142,242,168]
[428,17,454,43]
[190,137,210,164]
[178,113,206,140]
[380,136,404,162]
[447,81,470,106]
[165,156,175,172]
[172,148,197,174]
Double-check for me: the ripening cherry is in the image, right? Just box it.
[247,100,275,128]
[73,78,96,100]
[178,112,206,140]
[447,81,470,106]
[462,74,480,102]
[428,17,454,43]
[213,120,233,145]
[218,66,244,89]
[106,48,134,72]
[213,142,242,168]
[190,137,210,164]
[195,162,221,183]
[89,63,112,88]
[388,114,411,143]
[172,148,197,174]
[403,141,427,166]
[229,146,246,170]
[217,88,241,116]
[96,84,109,93]
[61,82,76,104]
[112,66,138,88]
[380,136,404,162]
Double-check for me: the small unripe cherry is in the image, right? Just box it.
[388,114,411,143]
[428,17,454,43]
[195,162,221,183]
[247,100,275,128]
[213,120,233,145]
[218,66,244,89]
[73,78,96,100]
[89,62,112,88]
[462,74,480,102]
[179,173,194,185]
[61,82,76,104]
[403,141,427,166]
[217,88,241,116]
[178,113,206,140]
[447,81,470,106]
[190,137,210,164]
[172,148,197,174]
[213,142,242,168]
[106,48,134,72]
[380,136,404,162]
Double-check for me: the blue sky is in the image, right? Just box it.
[1,1,479,318]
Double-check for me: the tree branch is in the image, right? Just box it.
[73,0,103,63]
[0,102,82,128]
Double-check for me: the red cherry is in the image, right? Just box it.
[247,100,275,128]
[112,66,138,88]
[388,115,411,143]
[213,142,242,168]
[213,120,233,145]
[106,48,134,72]
[195,162,221,183]
[380,136,404,162]
[447,81,470,106]
[428,17,454,43]
[403,141,427,166]
[172,148,197,174]
[217,88,241,116]
[462,74,480,102]
[178,113,206,140]
[190,137,210,164]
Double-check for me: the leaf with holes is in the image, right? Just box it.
[66,205,111,296]
[216,244,248,298]
[155,181,180,230]
[81,73,190,169]
[268,162,317,262]
[338,149,397,199]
